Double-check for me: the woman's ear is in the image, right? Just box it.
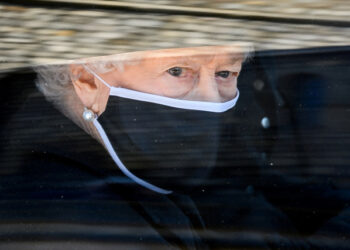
[69,64,110,115]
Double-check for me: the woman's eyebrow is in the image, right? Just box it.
[159,57,200,70]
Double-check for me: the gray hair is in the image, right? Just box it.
[35,63,72,105]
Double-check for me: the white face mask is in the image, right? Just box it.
[83,65,240,194]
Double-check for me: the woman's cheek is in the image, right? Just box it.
[218,77,238,101]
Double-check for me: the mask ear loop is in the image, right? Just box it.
[82,64,112,89]
[82,64,173,195]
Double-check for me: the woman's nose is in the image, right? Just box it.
[195,70,221,102]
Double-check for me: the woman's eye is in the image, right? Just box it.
[167,67,183,77]
[215,71,231,78]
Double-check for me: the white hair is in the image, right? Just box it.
[35,63,72,105]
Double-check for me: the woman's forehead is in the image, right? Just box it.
[72,44,251,66]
